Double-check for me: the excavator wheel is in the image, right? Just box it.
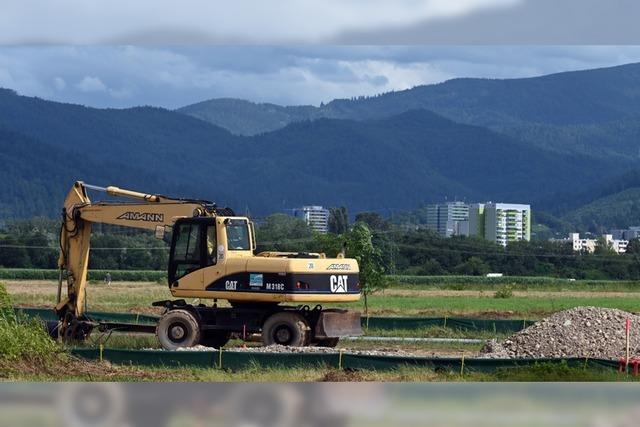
[199,330,231,349]
[156,309,201,350]
[262,312,310,347]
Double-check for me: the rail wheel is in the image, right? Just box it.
[262,312,310,347]
[156,309,201,350]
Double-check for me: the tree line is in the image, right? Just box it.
[4,214,640,280]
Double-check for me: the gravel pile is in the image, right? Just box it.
[482,306,640,360]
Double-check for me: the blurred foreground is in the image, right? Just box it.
[1,383,638,427]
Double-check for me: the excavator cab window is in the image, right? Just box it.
[168,218,216,284]
[225,219,251,251]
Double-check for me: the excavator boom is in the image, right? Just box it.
[56,182,210,323]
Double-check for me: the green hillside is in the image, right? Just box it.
[563,187,640,233]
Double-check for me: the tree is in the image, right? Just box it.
[625,238,640,254]
[594,236,616,255]
[454,256,490,276]
[328,207,349,234]
[355,212,390,231]
[344,222,387,322]
[420,258,444,275]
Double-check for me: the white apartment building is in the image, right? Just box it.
[293,205,330,233]
[568,233,628,254]
[469,203,531,247]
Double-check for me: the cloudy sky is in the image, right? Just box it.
[2,0,640,108]
[2,46,640,108]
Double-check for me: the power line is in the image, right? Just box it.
[0,244,168,251]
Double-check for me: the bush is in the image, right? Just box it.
[0,282,59,362]
[494,285,514,299]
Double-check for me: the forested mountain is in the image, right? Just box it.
[179,63,640,162]
[0,87,623,219]
[563,188,640,233]
[178,98,321,136]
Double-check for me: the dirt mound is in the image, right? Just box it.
[482,306,640,360]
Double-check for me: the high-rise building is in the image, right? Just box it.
[293,206,330,233]
[468,203,485,238]
[611,226,640,241]
[425,202,469,237]
[469,203,531,247]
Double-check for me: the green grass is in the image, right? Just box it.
[389,275,640,292]
[7,279,640,318]
[364,326,509,340]
[338,294,640,317]
[0,282,70,380]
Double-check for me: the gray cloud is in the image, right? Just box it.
[0,0,520,44]
[1,0,639,45]
[1,46,640,108]
[336,0,640,44]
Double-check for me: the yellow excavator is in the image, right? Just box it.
[56,181,362,349]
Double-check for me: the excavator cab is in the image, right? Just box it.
[168,217,217,286]
[167,216,256,286]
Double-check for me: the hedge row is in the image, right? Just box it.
[387,275,640,288]
[0,268,165,282]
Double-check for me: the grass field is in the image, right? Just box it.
[6,280,640,318]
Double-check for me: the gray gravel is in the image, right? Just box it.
[481,306,640,360]
[165,344,417,357]
[226,344,415,357]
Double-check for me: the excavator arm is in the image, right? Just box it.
[55,181,213,340]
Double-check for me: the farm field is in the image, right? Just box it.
[5,279,640,318]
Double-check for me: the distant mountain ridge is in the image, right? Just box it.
[0,87,623,219]
[178,62,640,162]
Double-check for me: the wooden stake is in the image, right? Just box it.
[626,318,631,373]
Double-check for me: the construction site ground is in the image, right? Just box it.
[3,278,640,381]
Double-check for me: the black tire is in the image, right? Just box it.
[156,309,201,350]
[315,337,340,348]
[57,384,125,427]
[226,385,300,427]
[262,312,310,347]
[200,330,231,348]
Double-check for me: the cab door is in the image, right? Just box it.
[168,217,216,287]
